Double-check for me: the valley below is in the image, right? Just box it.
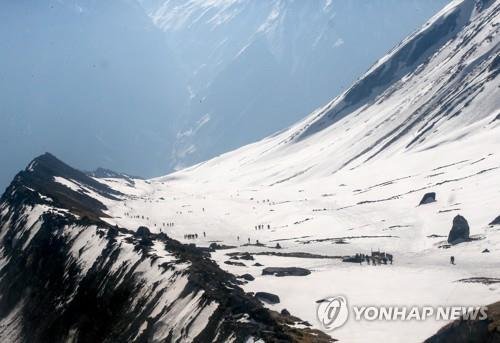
[1,0,499,341]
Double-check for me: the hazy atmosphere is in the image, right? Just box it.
[0,0,448,192]
[1,1,500,342]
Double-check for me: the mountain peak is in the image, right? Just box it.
[2,153,122,220]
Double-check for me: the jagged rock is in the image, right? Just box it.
[447,215,470,244]
[489,215,500,226]
[419,192,436,205]
[209,242,236,250]
[239,273,255,281]
[0,153,336,343]
[239,252,254,260]
[262,267,311,277]
[255,292,280,304]
[225,260,246,267]
[135,226,151,238]
[482,249,490,253]
[107,226,119,239]
[281,308,291,316]
[253,262,264,267]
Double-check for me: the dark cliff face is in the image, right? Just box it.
[424,301,500,343]
[1,153,121,219]
[0,154,333,343]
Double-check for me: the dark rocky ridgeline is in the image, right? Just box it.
[0,154,334,342]
[448,215,470,244]
[1,153,122,220]
[424,301,500,343]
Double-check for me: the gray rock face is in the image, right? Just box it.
[281,309,291,316]
[240,273,255,281]
[447,215,470,244]
[262,267,311,277]
[135,226,151,238]
[419,192,436,205]
[255,292,280,304]
[489,215,500,226]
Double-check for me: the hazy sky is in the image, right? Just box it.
[0,0,449,192]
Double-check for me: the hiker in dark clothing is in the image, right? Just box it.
[450,256,455,265]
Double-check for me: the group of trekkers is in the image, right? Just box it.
[123,212,176,229]
[124,213,148,220]
[184,231,207,240]
[255,224,271,230]
[344,251,393,265]
[365,251,393,265]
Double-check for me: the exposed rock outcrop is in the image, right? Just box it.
[0,154,334,343]
[255,292,280,304]
[419,192,436,205]
[490,215,500,226]
[424,301,500,343]
[239,274,255,281]
[262,267,311,277]
[448,215,470,244]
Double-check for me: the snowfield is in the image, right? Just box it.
[92,122,500,342]
[64,1,500,341]
[1,0,498,341]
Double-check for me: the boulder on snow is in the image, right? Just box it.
[209,242,236,250]
[262,267,311,277]
[224,260,246,267]
[489,215,500,226]
[255,292,280,304]
[419,192,436,205]
[239,273,255,281]
[239,252,254,260]
[447,215,470,244]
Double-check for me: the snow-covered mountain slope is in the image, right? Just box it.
[82,1,498,341]
[1,0,499,342]
[138,0,450,170]
[0,153,331,342]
